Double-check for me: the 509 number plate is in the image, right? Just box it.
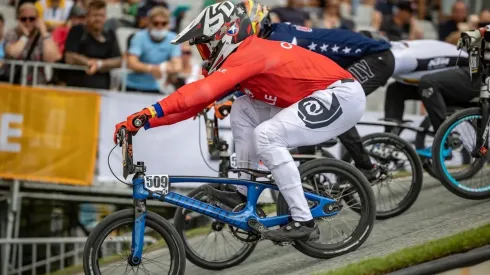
[143,175,170,195]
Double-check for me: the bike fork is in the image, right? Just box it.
[473,76,490,157]
[129,173,147,266]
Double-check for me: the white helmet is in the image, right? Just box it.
[171,1,257,74]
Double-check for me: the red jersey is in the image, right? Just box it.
[148,36,352,127]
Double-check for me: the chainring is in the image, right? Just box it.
[229,203,266,243]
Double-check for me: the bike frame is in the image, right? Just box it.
[120,130,339,265]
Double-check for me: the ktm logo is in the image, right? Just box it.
[428,57,450,69]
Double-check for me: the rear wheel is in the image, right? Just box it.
[342,133,423,219]
[276,158,376,259]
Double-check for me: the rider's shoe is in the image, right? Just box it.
[262,220,320,242]
[357,164,383,182]
[203,185,246,209]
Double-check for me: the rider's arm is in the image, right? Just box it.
[149,58,266,119]
[145,104,208,129]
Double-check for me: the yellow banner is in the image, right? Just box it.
[0,84,100,185]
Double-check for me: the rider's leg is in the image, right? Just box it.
[418,67,479,133]
[204,96,281,207]
[337,50,395,179]
[259,79,366,241]
[383,81,420,132]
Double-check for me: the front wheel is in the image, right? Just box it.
[276,158,376,259]
[83,209,186,275]
[432,107,489,199]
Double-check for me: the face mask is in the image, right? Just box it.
[150,29,168,40]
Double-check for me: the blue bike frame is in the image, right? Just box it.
[129,173,339,264]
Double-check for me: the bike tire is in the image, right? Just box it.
[432,107,489,199]
[341,132,423,219]
[343,132,423,219]
[276,158,376,259]
[83,209,186,275]
[173,185,257,270]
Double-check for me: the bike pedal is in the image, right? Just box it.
[247,217,269,233]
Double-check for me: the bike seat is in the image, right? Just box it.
[378,118,414,124]
[317,139,338,148]
[230,168,271,179]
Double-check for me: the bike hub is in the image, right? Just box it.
[128,256,141,266]
[448,132,463,150]
[211,221,225,231]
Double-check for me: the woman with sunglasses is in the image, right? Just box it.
[3,3,61,85]
[126,6,182,94]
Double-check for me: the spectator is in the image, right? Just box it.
[270,0,313,27]
[64,0,122,90]
[379,1,423,41]
[375,0,397,17]
[52,5,86,53]
[126,6,182,94]
[478,9,490,28]
[444,8,490,45]
[438,1,467,41]
[314,0,355,30]
[0,13,5,61]
[3,3,61,85]
[176,42,201,86]
[35,0,75,31]
[135,0,169,28]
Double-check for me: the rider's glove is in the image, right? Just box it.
[113,121,140,144]
[458,29,485,50]
[126,107,155,132]
[214,100,233,119]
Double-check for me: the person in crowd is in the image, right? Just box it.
[0,13,5,61]
[135,0,169,28]
[49,5,86,86]
[64,0,122,90]
[314,0,355,30]
[175,42,202,87]
[438,0,467,41]
[379,1,423,41]
[52,5,86,53]
[443,8,487,45]
[126,6,182,94]
[35,0,75,31]
[270,0,313,27]
[3,3,61,85]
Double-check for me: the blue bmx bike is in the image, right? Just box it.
[82,127,377,274]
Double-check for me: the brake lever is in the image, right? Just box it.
[117,127,126,147]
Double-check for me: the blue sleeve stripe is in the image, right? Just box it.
[152,103,164,117]
[144,122,151,130]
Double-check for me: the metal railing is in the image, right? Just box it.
[0,236,158,275]
[0,59,130,92]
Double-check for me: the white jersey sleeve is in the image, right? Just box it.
[391,40,469,85]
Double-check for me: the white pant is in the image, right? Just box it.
[231,80,366,221]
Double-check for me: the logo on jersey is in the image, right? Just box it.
[297,94,343,129]
[295,25,312,32]
[428,57,450,69]
[243,88,254,98]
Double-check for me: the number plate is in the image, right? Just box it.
[143,175,170,195]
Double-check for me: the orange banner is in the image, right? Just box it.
[0,84,100,185]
